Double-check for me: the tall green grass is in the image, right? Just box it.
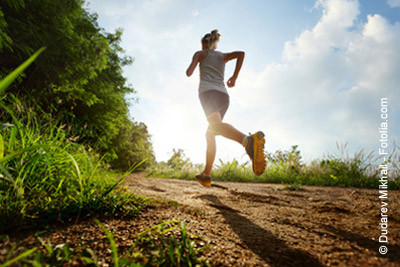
[0,48,147,231]
[0,96,148,230]
[149,145,400,189]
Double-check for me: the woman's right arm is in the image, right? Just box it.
[186,51,203,77]
[224,51,245,88]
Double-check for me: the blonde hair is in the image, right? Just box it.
[201,29,221,50]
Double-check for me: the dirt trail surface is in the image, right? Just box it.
[125,174,400,267]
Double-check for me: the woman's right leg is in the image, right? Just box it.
[207,112,246,144]
[199,91,245,145]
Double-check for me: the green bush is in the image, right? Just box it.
[148,149,202,179]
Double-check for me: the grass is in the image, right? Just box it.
[126,220,210,266]
[0,49,148,230]
[0,47,46,95]
[149,144,400,189]
[2,220,210,266]
[0,96,149,231]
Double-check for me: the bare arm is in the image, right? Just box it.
[223,51,245,88]
[186,51,206,77]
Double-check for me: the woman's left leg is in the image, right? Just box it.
[202,112,246,177]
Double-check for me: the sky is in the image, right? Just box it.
[85,0,400,165]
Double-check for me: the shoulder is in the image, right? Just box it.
[223,51,245,62]
[193,50,208,60]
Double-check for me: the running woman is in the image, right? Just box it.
[186,29,266,187]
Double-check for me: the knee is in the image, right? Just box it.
[208,122,223,133]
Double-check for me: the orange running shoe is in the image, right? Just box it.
[245,131,266,176]
[195,174,211,187]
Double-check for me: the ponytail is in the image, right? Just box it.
[201,29,221,49]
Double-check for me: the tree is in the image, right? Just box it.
[111,120,155,170]
[0,0,154,170]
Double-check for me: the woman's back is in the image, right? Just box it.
[199,50,228,95]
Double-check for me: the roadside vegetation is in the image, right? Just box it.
[149,145,400,189]
[0,90,209,265]
[1,220,210,266]
[0,93,147,232]
[0,1,209,265]
[0,43,210,267]
[0,0,154,170]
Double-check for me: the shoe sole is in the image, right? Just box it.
[195,177,211,187]
[252,131,266,176]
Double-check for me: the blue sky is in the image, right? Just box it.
[85,0,400,164]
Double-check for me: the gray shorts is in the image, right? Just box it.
[199,90,230,119]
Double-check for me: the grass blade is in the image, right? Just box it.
[100,159,147,198]
[100,176,124,198]
[0,163,15,185]
[93,218,119,267]
[133,220,180,239]
[0,248,37,267]
[0,144,44,164]
[0,133,3,159]
[0,47,46,95]
[121,158,147,178]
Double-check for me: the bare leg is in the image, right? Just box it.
[203,129,216,177]
[207,112,246,144]
[202,112,246,176]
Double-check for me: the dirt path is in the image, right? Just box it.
[125,174,400,267]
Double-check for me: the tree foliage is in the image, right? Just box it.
[0,0,154,169]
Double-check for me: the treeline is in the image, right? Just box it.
[0,0,154,169]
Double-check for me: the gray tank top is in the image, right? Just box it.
[199,50,228,95]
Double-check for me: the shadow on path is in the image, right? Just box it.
[320,224,400,263]
[197,194,322,267]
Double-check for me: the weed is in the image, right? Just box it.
[4,220,210,266]
[127,220,210,266]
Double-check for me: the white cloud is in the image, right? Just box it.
[388,0,400,8]
[232,0,400,161]
[284,0,359,61]
[192,10,199,17]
